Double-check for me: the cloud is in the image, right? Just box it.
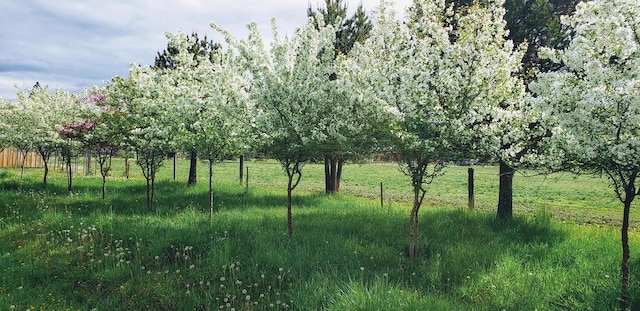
[0,0,413,101]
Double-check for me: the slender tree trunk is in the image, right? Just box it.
[336,159,344,192]
[408,185,420,258]
[287,177,293,237]
[66,155,73,193]
[146,177,152,210]
[173,153,176,181]
[99,156,108,200]
[497,161,515,219]
[150,175,156,211]
[284,160,302,237]
[124,158,130,179]
[20,151,26,179]
[324,157,333,193]
[102,175,107,200]
[188,150,197,186]
[620,174,635,311]
[621,196,631,311]
[43,159,49,185]
[37,148,51,186]
[209,160,214,219]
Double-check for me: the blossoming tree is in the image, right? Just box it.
[13,85,83,185]
[214,16,377,236]
[530,0,640,307]
[163,32,248,217]
[64,88,118,199]
[352,0,528,257]
[107,66,177,210]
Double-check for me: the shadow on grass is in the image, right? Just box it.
[2,169,636,309]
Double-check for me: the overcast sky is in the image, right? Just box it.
[0,0,413,101]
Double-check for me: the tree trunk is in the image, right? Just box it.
[124,158,130,179]
[188,150,197,186]
[20,151,26,179]
[209,160,214,219]
[324,157,341,194]
[408,184,420,258]
[336,159,344,192]
[146,177,152,210]
[497,161,515,219]
[150,175,155,210]
[173,153,176,181]
[43,158,49,186]
[66,156,73,193]
[287,177,293,237]
[102,175,107,200]
[620,177,635,311]
[324,157,333,193]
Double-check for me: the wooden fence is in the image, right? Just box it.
[0,148,44,168]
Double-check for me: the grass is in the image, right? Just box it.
[0,158,638,310]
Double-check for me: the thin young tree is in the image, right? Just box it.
[155,32,222,186]
[530,0,640,308]
[163,32,248,217]
[213,16,351,236]
[353,0,527,257]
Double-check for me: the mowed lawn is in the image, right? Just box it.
[0,158,638,310]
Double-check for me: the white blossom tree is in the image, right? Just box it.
[107,66,177,211]
[214,17,372,236]
[352,0,528,257]
[163,32,249,218]
[13,85,83,186]
[530,0,640,308]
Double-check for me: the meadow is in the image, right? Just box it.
[0,158,638,310]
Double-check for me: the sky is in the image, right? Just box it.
[0,0,413,102]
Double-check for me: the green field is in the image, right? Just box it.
[0,158,638,310]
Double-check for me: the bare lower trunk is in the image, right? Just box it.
[408,185,421,258]
[287,181,293,237]
[43,159,49,185]
[209,160,214,219]
[20,151,26,179]
[324,157,333,194]
[146,178,151,210]
[102,176,107,200]
[124,158,130,179]
[324,157,343,194]
[66,156,73,193]
[336,159,344,192]
[150,175,155,210]
[620,194,632,310]
[188,150,197,186]
[497,161,515,219]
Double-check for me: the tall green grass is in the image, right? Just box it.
[0,160,638,310]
